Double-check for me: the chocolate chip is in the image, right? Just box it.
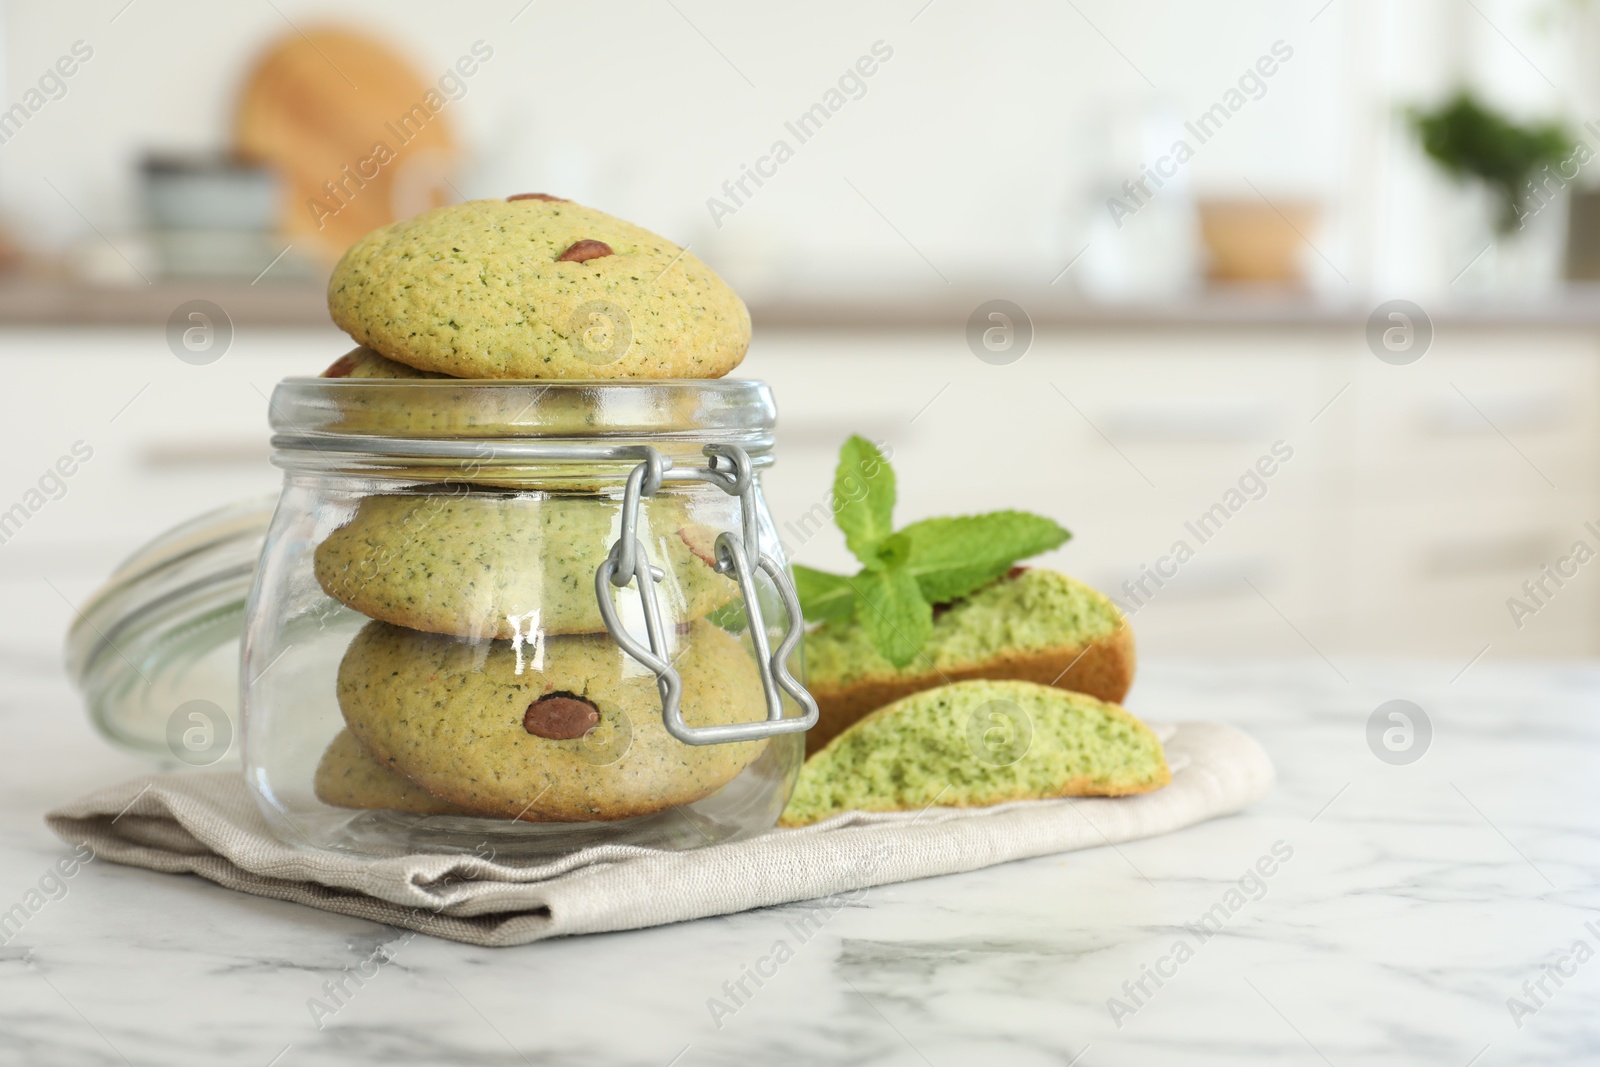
[508,193,568,202]
[557,239,614,264]
[524,692,600,740]
[676,525,721,569]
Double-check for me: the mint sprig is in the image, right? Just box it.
[793,436,1071,667]
[832,434,897,562]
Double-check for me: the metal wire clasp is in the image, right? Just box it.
[593,444,819,746]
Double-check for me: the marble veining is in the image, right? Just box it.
[3,580,1600,1067]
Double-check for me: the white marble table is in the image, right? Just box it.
[4,578,1597,1067]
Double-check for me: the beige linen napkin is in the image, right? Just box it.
[45,721,1272,947]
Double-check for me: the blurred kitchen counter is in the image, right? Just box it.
[748,284,1600,330]
[0,277,331,327]
[12,276,1600,328]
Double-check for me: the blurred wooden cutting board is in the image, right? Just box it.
[234,27,459,264]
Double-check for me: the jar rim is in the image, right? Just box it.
[270,376,775,439]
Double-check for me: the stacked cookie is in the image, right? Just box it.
[320,193,751,380]
[317,614,770,822]
[309,196,769,822]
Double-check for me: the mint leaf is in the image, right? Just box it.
[850,565,932,669]
[794,564,856,623]
[874,530,912,568]
[832,435,895,565]
[798,437,1073,668]
[900,511,1071,603]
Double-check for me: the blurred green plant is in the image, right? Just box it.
[1407,91,1571,233]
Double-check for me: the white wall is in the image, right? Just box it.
[0,0,1586,297]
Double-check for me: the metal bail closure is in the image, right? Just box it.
[594,445,819,746]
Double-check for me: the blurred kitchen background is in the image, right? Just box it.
[3,0,1599,668]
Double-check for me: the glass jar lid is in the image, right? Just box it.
[66,495,273,761]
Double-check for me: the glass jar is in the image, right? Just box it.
[245,377,815,857]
